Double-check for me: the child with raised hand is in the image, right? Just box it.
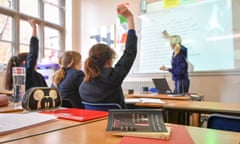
[79,3,137,109]
[5,20,47,91]
[25,19,47,90]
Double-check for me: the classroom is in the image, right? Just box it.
[0,0,240,144]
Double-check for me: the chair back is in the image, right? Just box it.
[207,114,240,132]
[82,101,121,111]
[61,98,74,108]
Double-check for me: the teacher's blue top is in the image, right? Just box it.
[168,45,188,81]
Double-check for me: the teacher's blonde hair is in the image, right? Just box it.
[170,35,182,56]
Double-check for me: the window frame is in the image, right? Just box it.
[0,0,65,66]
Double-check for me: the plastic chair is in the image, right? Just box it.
[207,114,240,132]
[82,101,121,111]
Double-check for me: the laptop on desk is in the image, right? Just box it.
[152,78,184,96]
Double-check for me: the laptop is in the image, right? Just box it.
[152,78,184,96]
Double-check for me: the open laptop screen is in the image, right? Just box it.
[152,78,172,94]
[152,78,185,96]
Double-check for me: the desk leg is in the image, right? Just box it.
[191,113,200,127]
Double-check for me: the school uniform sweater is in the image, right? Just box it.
[79,30,137,108]
[25,37,47,90]
[57,68,85,108]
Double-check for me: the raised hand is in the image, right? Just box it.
[28,19,37,37]
[117,3,134,30]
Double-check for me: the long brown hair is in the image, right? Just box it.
[84,43,115,83]
[52,51,81,87]
[5,53,28,90]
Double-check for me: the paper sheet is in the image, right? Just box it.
[125,98,165,104]
[0,112,56,135]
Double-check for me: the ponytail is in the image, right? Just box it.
[52,51,82,87]
[84,43,116,83]
[84,57,101,83]
[52,68,65,87]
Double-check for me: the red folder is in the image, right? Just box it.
[120,124,195,144]
[40,108,108,122]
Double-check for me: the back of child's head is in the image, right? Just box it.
[53,51,81,87]
[5,53,28,90]
[84,43,116,83]
[59,51,81,68]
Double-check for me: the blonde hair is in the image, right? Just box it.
[53,51,81,87]
[170,35,182,56]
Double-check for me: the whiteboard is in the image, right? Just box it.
[134,0,240,74]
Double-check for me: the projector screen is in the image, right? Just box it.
[134,0,240,74]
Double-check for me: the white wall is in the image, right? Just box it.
[123,73,240,103]
[79,0,142,61]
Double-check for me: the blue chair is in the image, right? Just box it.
[61,98,74,108]
[82,101,121,111]
[207,114,240,132]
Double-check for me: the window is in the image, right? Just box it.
[0,13,12,64]
[0,0,66,71]
[44,0,64,25]
[20,0,39,18]
[43,27,60,62]
[0,0,13,9]
[0,13,12,41]
[20,20,33,53]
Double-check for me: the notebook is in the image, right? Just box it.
[0,113,56,135]
[40,108,108,122]
[152,78,184,96]
[106,109,170,140]
[120,123,194,144]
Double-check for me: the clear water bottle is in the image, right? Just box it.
[12,67,25,109]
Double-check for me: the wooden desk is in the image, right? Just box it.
[126,93,191,101]
[126,94,194,126]
[126,98,240,126]
[0,90,13,96]
[5,119,240,144]
[163,101,240,125]
[125,93,191,108]
[0,113,107,143]
[0,103,23,113]
[163,101,240,115]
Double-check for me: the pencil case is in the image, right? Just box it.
[22,87,62,111]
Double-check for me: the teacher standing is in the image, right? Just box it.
[160,31,189,95]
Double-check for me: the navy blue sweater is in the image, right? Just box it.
[57,68,85,108]
[168,45,188,81]
[25,37,47,90]
[79,30,137,108]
